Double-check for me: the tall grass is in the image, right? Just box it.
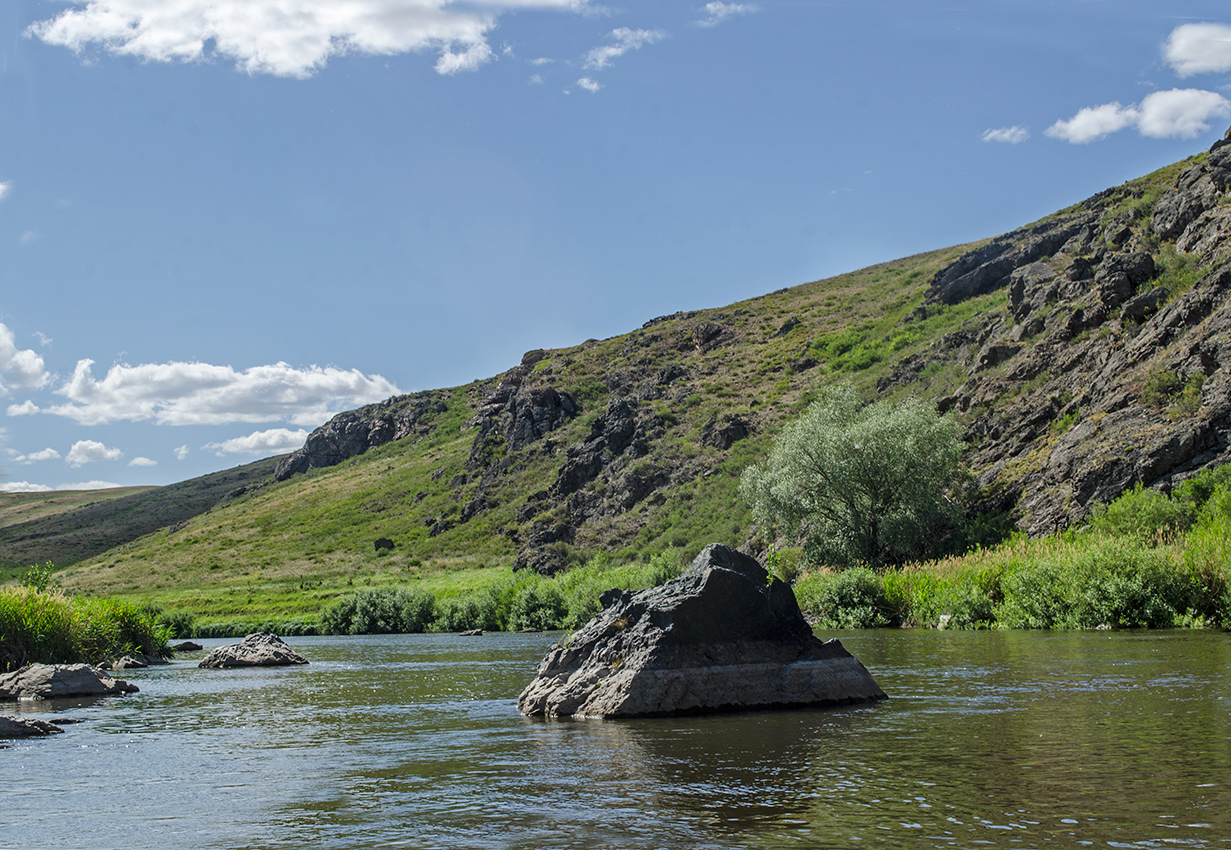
[0,585,171,672]
[319,549,686,635]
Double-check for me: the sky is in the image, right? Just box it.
[2,0,1231,492]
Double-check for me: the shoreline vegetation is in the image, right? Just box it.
[0,565,171,673]
[3,468,1228,655]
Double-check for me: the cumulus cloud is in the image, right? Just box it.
[6,400,39,416]
[576,76,602,92]
[43,359,399,427]
[58,480,121,491]
[1164,23,1231,77]
[981,126,1030,144]
[0,481,52,493]
[204,427,310,457]
[694,2,757,28]
[10,447,62,464]
[174,444,190,460]
[66,439,123,467]
[0,323,50,395]
[583,27,665,70]
[27,0,588,79]
[1046,89,1231,143]
[128,456,158,467]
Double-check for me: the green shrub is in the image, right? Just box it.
[509,581,568,631]
[793,567,890,629]
[1088,483,1192,540]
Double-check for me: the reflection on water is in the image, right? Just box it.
[4,630,1229,849]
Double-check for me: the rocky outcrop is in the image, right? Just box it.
[0,715,64,738]
[517,544,887,718]
[198,633,309,669]
[274,391,452,481]
[0,664,138,700]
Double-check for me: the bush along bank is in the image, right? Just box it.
[792,467,1231,630]
[0,565,171,672]
[174,550,687,638]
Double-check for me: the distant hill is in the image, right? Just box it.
[0,457,279,579]
[13,127,1231,618]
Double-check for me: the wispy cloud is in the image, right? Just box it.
[204,427,309,457]
[174,445,190,460]
[11,447,62,464]
[583,27,665,71]
[128,456,158,467]
[1047,89,1231,143]
[0,182,11,202]
[981,126,1030,144]
[1164,23,1231,77]
[41,359,399,427]
[28,0,590,79]
[66,439,123,467]
[576,76,602,93]
[694,2,758,28]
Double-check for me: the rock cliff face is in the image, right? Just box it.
[517,544,886,718]
[274,390,454,481]
[915,128,1231,533]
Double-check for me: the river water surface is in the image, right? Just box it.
[4,629,1230,849]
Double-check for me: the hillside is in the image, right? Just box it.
[25,128,1231,619]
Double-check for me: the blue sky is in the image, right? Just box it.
[2,0,1231,492]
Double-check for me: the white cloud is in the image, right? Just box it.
[1136,89,1231,139]
[44,359,400,426]
[19,231,39,245]
[528,73,544,85]
[981,126,1029,144]
[204,427,309,457]
[576,76,602,93]
[7,400,40,416]
[1046,102,1139,143]
[694,2,757,28]
[128,456,158,467]
[28,0,588,79]
[0,182,10,202]
[57,480,121,491]
[0,481,52,493]
[529,57,554,66]
[583,27,665,71]
[1047,89,1231,143]
[13,447,62,464]
[174,444,190,460]
[1164,23,1231,77]
[0,323,50,395]
[66,439,124,467]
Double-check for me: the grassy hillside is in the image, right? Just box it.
[10,132,1231,627]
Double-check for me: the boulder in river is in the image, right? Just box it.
[198,633,309,669]
[0,715,64,739]
[0,664,139,701]
[517,543,887,718]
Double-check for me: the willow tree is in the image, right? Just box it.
[740,384,965,569]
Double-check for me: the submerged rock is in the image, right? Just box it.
[198,633,309,669]
[0,664,139,701]
[0,715,64,739]
[517,544,887,718]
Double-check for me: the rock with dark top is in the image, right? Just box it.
[198,633,309,669]
[0,664,139,700]
[517,544,887,718]
[172,641,203,652]
[0,715,64,738]
[373,537,395,551]
[700,414,752,450]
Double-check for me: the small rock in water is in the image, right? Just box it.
[0,664,138,701]
[198,633,309,669]
[0,715,64,739]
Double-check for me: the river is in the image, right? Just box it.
[4,629,1229,849]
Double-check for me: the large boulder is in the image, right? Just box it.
[517,544,887,718]
[198,633,309,669]
[0,715,64,739]
[0,664,139,700]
